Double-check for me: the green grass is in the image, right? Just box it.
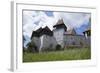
[23,48,91,62]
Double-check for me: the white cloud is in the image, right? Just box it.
[41,12,61,30]
[23,11,90,37]
[23,11,60,39]
[61,12,90,30]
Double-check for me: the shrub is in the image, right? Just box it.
[23,47,28,53]
[26,42,38,53]
[55,44,62,51]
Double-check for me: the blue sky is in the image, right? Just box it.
[45,11,54,17]
[75,17,91,35]
[75,23,90,35]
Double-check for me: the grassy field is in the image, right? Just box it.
[23,48,91,62]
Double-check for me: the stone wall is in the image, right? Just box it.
[31,34,91,52]
[64,35,91,48]
[31,37,41,49]
[31,35,57,52]
[53,28,65,48]
[42,35,57,51]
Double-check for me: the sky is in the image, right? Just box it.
[23,10,91,47]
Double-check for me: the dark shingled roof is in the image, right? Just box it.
[53,19,67,31]
[31,26,53,39]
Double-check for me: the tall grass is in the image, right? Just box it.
[23,48,91,62]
